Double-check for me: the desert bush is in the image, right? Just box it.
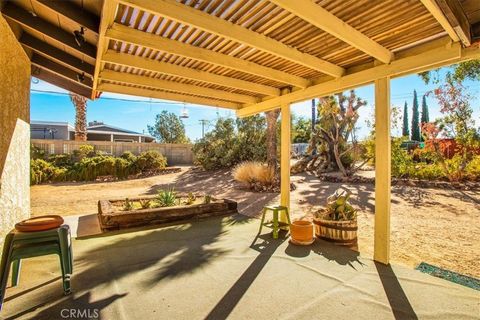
[47,154,73,167]
[135,150,167,171]
[465,155,480,181]
[121,151,137,162]
[31,144,46,160]
[233,161,275,188]
[411,164,445,180]
[193,116,266,170]
[30,159,67,184]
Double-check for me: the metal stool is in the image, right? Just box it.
[258,205,291,239]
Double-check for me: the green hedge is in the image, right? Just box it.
[31,149,167,185]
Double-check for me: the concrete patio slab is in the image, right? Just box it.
[2,215,478,319]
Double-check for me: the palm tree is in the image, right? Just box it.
[69,92,88,141]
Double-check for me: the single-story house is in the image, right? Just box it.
[30,120,155,143]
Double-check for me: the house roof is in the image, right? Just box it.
[2,0,479,114]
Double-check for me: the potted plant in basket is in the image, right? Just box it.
[313,187,358,246]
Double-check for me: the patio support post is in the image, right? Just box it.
[374,76,391,265]
[280,101,291,223]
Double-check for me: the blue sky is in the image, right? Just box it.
[31,67,479,141]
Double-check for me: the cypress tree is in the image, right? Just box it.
[402,101,409,137]
[421,95,429,124]
[411,90,421,141]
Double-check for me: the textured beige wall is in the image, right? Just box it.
[0,16,31,246]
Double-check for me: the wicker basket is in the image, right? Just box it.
[313,217,357,245]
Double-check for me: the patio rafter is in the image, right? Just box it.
[20,33,95,77]
[101,51,281,97]
[36,0,100,35]
[1,2,97,59]
[33,67,92,98]
[105,23,310,89]
[100,70,259,104]
[236,39,477,117]
[116,0,346,78]
[31,54,93,88]
[97,83,241,110]
[269,0,394,64]
[420,0,471,46]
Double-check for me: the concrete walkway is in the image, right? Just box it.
[2,215,479,319]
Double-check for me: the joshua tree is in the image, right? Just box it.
[69,92,88,141]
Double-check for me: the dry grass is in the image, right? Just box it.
[232,161,275,187]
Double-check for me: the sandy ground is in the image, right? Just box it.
[31,166,480,278]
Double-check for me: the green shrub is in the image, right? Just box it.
[121,151,137,163]
[47,154,73,167]
[411,164,445,180]
[31,144,46,160]
[30,159,67,184]
[465,155,480,181]
[135,150,167,171]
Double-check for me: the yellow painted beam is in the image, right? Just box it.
[97,83,241,110]
[91,0,118,99]
[236,40,467,117]
[280,90,291,222]
[420,0,461,43]
[270,0,393,63]
[374,76,391,265]
[117,0,345,77]
[106,23,309,88]
[102,51,280,97]
[100,70,258,104]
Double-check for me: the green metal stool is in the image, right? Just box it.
[258,205,291,239]
[0,225,72,311]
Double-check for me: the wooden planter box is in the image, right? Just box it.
[313,217,357,245]
[98,196,238,231]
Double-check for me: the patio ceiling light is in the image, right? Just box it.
[73,27,86,47]
[77,72,85,83]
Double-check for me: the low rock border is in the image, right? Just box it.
[317,174,479,191]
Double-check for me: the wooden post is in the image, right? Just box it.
[374,76,391,265]
[280,102,291,223]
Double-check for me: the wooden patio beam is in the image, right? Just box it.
[236,40,471,117]
[1,2,96,59]
[420,0,465,44]
[102,50,281,97]
[117,0,345,77]
[91,0,118,99]
[106,23,310,88]
[270,0,393,63]
[32,67,92,98]
[31,54,93,88]
[434,0,471,46]
[97,83,241,110]
[20,33,95,76]
[374,76,391,265]
[36,0,100,34]
[100,70,259,104]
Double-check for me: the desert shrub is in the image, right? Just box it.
[79,144,94,156]
[233,161,275,188]
[121,151,137,163]
[30,159,67,184]
[135,150,167,171]
[47,154,73,167]
[411,164,445,180]
[465,155,480,181]
[193,116,266,170]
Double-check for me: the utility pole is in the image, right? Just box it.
[199,119,208,138]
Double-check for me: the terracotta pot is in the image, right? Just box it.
[313,217,357,246]
[289,220,314,245]
[15,215,64,232]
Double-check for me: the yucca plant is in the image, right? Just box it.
[123,198,133,211]
[184,192,196,205]
[323,188,357,221]
[139,199,151,209]
[157,189,177,207]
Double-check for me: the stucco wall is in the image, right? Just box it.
[0,16,31,246]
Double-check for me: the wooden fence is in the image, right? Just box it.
[31,139,194,165]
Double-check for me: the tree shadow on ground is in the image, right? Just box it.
[5,216,249,319]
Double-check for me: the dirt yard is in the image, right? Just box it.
[31,167,480,278]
